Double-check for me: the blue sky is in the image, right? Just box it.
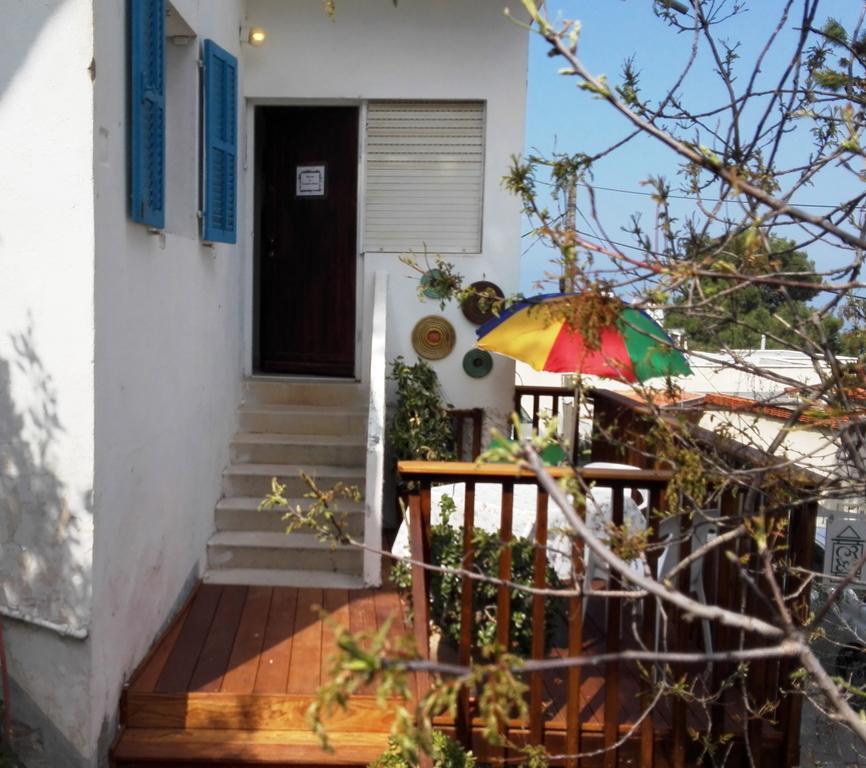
[519,0,862,295]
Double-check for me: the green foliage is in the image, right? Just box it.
[260,472,361,546]
[664,233,841,351]
[389,357,455,462]
[392,496,563,656]
[370,731,476,768]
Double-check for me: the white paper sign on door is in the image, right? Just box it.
[296,165,326,197]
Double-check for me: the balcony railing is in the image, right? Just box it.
[396,458,816,767]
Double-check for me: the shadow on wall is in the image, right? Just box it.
[0,318,92,631]
[0,0,69,102]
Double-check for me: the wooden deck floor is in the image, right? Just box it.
[111,583,785,767]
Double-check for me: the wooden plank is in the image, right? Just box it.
[189,585,249,693]
[322,590,351,684]
[529,490,549,746]
[287,588,324,695]
[220,587,273,694]
[371,589,404,647]
[396,587,419,704]
[155,584,223,694]
[124,691,407,731]
[602,487,624,768]
[253,587,298,694]
[112,727,390,765]
[398,460,673,484]
[349,589,380,696]
[130,586,198,694]
[349,588,379,631]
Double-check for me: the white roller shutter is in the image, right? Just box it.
[364,101,485,254]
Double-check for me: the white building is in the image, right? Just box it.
[0,1,528,764]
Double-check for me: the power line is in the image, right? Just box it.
[540,177,863,211]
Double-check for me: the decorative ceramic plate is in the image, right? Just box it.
[411,316,456,360]
[420,268,450,300]
[461,280,504,325]
[462,349,493,378]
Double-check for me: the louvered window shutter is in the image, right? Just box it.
[364,101,485,254]
[202,40,238,244]
[129,0,165,228]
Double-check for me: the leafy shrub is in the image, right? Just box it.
[393,496,563,656]
[389,357,455,462]
[370,730,475,768]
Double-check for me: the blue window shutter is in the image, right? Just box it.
[202,40,238,244]
[129,0,165,228]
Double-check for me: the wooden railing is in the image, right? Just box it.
[447,408,484,461]
[396,459,817,768]
[398,461,671,765]
[513,385,580,462]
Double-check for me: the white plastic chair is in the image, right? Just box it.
[656,514,718,656]
[581,462,648,587]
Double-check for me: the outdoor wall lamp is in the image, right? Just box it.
[240,26,267,46]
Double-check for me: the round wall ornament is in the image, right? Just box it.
[420,268,450,300]
[462,349,493,378]
[461,281,504,325]
[411,316,456,360]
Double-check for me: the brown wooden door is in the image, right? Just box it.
[256,106,359,376]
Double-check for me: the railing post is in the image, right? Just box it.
[529,490,549,747]
[496,482,515,650]
[457,480,477,748]
[495,481,515,765]
[781,498,817,767]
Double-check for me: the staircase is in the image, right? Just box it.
[204,378,369,588]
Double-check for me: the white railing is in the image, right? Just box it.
[363,271,388,586]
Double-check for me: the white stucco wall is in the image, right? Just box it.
[88,0,246,755]
[0,0,96,758]
[243,0,529,430]
[699,410,838,477]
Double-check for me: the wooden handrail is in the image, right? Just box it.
[398,460,673,485]
[514,384,581,463]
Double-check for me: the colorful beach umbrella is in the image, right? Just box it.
[475,293,691,383]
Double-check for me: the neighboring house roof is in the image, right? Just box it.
[615,388,866,429]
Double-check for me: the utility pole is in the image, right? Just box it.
[560,179,577,293]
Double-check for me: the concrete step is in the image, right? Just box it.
[203,567,366,589]
[222,463,366,500]
[215,496,365,536]
[230,433,366,466]
[237,404,368,436]
[242,378,367,408]
[207,531,362,573]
